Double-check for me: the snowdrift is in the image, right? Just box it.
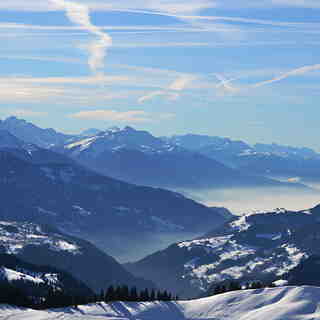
[1,286,320,320]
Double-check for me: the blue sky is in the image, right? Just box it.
[1,0,320,149]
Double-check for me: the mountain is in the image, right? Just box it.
[0,253,93,301]
[56,127,305,190]
[0,220,154,293]
[165,134,320,183]
[2,286,320,320]
[0,131,229,261]
[126,205,320,298]
[0,117,73,148]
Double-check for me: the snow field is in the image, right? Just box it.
[0,286,320,320]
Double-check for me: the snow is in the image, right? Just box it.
[0,267,44,284]
[230,215,251,232]
[273,279,289,287]
[0,267,60,286]
[65,137,97,151]
[0,221,81,256]
[1,286,320,320]
[44,240,79,253]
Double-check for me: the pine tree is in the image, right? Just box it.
[150,289,156,301]
[130,287,138,301]
[105,285,115,302]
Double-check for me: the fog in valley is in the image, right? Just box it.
[178,185,320,215]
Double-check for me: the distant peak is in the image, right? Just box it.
[4,116,27,125]
[5,116,19,121]
[123,126,136,132]
[107,126,121,133]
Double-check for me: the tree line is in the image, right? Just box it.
[0,282,178,310]
[210,280,276,296]
[102,285,178,302]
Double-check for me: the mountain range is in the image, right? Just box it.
[0,129,229,261]
[55,126,308,191]
[1,116,317,190]
[165,134,320,184]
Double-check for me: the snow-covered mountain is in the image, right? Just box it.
[0,131,229,261]
[1,286,320,320]
[165,134,320,183]
[0,117,73,148]
[56,127,305,190]
[127,205,320,298]
[0,220,154,293]
[0,253,93,299]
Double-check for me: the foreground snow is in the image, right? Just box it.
[1,286,320,319]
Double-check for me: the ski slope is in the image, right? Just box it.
[1,286,320,320]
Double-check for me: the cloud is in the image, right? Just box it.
[69,109,175,123]
[50,0,112,75]
[139,74,196,103]
[10,109,48,117]
[70,110,150,122]
[214,73,239,93]
[252,64,320,88]
[2,75,129,85]
[3,0,320,12]
[214,64,320,96]
[169,75,197,90]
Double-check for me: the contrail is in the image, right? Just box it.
[252,64,320,88]
[51,0,112,75]
[214,73,239,92]
[139,75,196,103]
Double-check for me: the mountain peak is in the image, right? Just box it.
[0,116,72,148]
[123,126,136,131]
[4,116,26,125]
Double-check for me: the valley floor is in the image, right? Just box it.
[1,286,320,320]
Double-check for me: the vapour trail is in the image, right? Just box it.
[252,64,320,88]
[139,75,196,103]
[51,0,112,75]
[214,73,239,92]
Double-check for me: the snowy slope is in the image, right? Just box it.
[1,286,320,320]
[0,221,154,292]
[127,206,320,297]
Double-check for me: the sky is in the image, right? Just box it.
[1,0,320,149]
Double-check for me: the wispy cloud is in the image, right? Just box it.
[214,73,239,93]
[70,110,150,122]
[3,0,320,12]
[69,109,176,123]
[1,75,129,85]
[214,64,320,95]
[252,64,320,88]
[50,0,112,75]
[10,109,48,117]
[139,74,196,103]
